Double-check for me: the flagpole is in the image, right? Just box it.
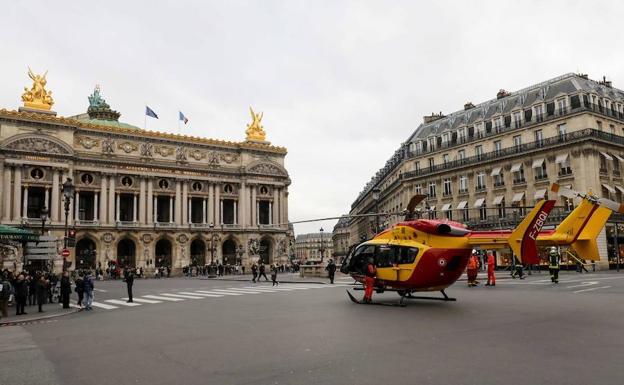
[177,112,180,134]
[144,104,147,130]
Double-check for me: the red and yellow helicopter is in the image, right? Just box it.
[339,183,620,306]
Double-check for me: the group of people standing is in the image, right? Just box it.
[250,263,280,286]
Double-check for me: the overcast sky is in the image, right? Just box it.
[2,1,623,235]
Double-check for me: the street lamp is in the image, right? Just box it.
[372,187,381,235]
[39,206,49,236]
[237,244,244,266]
[62,178,75,249]
[319,227,326,263]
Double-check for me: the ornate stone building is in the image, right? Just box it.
[348,73,624,269]
[331,217,350,264]
[294,232,333,264]
[0,71,292,272]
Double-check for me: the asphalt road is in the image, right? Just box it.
[1,271,623,385]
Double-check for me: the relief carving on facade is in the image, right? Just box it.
[190,149,205,161]
[177,234,189,244]
[140,142,154,159]
[141,234,153,244]
[207,151,219,166]
[77,136,99,149]
[118,141,138,154]
[175,146,187,163]
[155,146,173,157]
[248,163,286,176]
[101,233,114,243]
[5,137,71,155]
[102,137,115,154]
[248,238,260,256]
[220,153,239,164]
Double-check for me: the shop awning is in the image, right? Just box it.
[532,158,545,168]
[600,151,614,161]
[534,189,547,200]
[492,195,505,205]
[510,162,522,172]
[474,198,485,208]
[616,185,624,194]
[602,183,616,194]
[555,153,569,164]
[512,192,525,202]
[490,167,502,177]
[441,203,452,211]
[457,201,468,210]
[0,224,38,242]
[613,154,624,163]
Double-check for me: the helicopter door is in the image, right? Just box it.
[340,244,375,275]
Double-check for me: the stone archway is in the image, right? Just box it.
[190,238,206,266]
[76,238,97,269]
[222,239,237,265]
[155,238,173,267]
[259,237,273,265]
[117,238,136,268]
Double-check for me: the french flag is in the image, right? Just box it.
[179,111,188,124]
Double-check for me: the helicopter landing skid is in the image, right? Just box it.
[346,290,407,307]
[399,290,457,304]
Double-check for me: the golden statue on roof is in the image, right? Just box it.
[21,67,54,111]
[245,106,267,142]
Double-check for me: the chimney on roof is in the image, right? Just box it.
[464,101,475,110]
[577,73,588,79]
[423,112,445,124]
[599,76,612,88]
[496,89,510,99]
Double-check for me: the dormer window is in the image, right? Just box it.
[513,111,522,128]
[415,141,423,154]
[428,137,436,151]
[557,98,567,115]
[534,105,544,122]
[442,133,449,145]
[457,127,467,143]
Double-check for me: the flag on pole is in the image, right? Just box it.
[179,111,189,124]
[145,106,159,119]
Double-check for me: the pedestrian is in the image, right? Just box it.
[125,268,135,303]
[13,273,28,315]
[485,252,496,287]
[166,266,171,278]
[36,275,49,313]
[60,271,71,309]
[28,273,37,306]
[83,271,94,310]
[251,263,258,283]
[218,263,224,277]
[258,263,268,281]
[270,264,279,286]
[75,272,85,307]
[363,257,376,303]
[0,272,12,320]
[511,257,525,279]
[467,250,479,287]
[325,259,337,284]
[549,246,561,284]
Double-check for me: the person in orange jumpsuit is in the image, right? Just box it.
[485,251,496,286]
[467,250,479,287]
[363,257,376,303]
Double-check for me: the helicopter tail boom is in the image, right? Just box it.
[508,199,557,264]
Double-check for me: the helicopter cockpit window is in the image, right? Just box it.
[397,247,419,264]
[376,245,395,268]
[348,244,376,274]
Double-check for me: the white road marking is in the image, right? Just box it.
[94,289,108,293]
[179,291,223,298]
[196,290,243,296]
[573,286,612,294]
[213,289,261,294]
[243,287,296,291]
[160,293,204,299]
[105,299,142,307]
[123,297,162,304]
[143,295,184,302]
[89,301,119,310]
[227,287,278,293]
[566,281,598,289]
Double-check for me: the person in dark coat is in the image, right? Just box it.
[74,273,85,307]
[124,268,135,303]
[13,274,28,315]
[251,263,258,283]
[325,259,337,284]
[258,263,268,281]
[270,264,279,286]
[60,271,72,309]
[35,275,49,313]
[28,273,37,306]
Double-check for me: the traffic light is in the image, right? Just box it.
[67,228,77,247]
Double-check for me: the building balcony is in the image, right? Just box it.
[475,186,486,192]
[222,223,240,229]
[76,220,99,227]
[258,224,282,230]
[614,169,621,177]
[534,174,549,181]
[117,221,139,228]
[600,168,608,175]
[458,188,469,195]
[189,222,211,229]
[155,222,176,228]
[558,168,573,177]
[493,181,505,188]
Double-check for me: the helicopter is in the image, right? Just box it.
[338,183,621,306]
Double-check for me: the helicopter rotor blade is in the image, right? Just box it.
[597,197,624,214]
[551,183,579,199]
[406,194,427,213]
[552,183,624,214]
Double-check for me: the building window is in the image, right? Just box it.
[493,173,504,187]
[30,168,44,180]
[458,149,466,161]
[445,209,453,221]
[600,154,608,172]
[415,141,423,154]
[558,124,567,140]
[458,127,467,143]
[558,155,572,176]
[534,161,548,180]
[597,120,603,130]
[513,135,522,151]
[158,179,169,189]
[428,137,436,151]
[428,157,435,171]
[428,182,436,198]
[557,98,567,115]
[476,172,486,190]
[534,129,543,146]
[570,95,581,109]
[414,161,420,172]
[224,184,233,193]
[493,140,501,155]
[513,166,525,184]
[475,122,484,138]
[156,196,171,222]
[462,208,469,222]
[80,173,94,185]
[443,178,452,196]
[442,133,449,146]
[534,105,544,122]
[475,145,483,159]
[192,181,203,192]
[443,154,450,166]
[121,176,133,187]
[563,197,574,212]
[546,102,555,116]
[479,205,487,221]
[415,185,422,195]
[498,199,506,218]
[223,199,236,224]
[26,187,46,218]
[459,175,468,193]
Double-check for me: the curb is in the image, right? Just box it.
[194,278,331,285]
[0,307,82,327]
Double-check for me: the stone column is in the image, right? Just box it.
[44,188,49,212]
[219,200,224,225]
[214,184,220,225]
[147,179,154,224]
[94,193,99,222]
[99,174,107,224]
[115,193,120,222]
[169,196,174,223]
[22,186,28,219]
[208,184,214,224]
[188,197,192,224]
[202,198,207,224]
[239,181,246,228]
[175,180,182,224]
[108,175,116,225]
[3,166,11,221]
[284,189,289,224]
[182,181,188,225]
[234,201,238,225]
[0,162,3,220]
[133,194,138,222]
[13,167,21,221]
[51,169,60,222]
[251,186,257,227]
[74,191,80,222]
[153,196,158,223]
[139,178,146,224]
[273,188,279,225]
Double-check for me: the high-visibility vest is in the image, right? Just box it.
[549,253,560,269]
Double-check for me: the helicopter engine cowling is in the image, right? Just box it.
[436,223,471,236]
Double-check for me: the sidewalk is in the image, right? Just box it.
[0,301,81,327]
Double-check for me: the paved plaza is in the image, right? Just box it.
[1,271,623,385]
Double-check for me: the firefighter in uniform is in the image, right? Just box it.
[467,250,479,287]
[485,251,496,286]
[549,246,561,283]
[363,257,376,303]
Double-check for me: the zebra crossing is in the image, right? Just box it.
[70,284,349,312]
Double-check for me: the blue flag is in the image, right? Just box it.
[145,106,159,119]
[179,111,188,124]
